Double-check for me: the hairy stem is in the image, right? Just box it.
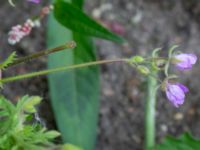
[1,58,127,83]
[6,41,76,68]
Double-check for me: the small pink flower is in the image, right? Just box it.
[174,53,197,70]
[8,19,36,45]
[165,82,189,107]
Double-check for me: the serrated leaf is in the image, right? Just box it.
[53,0,125,43]
[154,133,200,150]
[0,52,17,69]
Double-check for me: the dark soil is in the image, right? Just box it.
[1,0,200,150]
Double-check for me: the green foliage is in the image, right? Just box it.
[0,95,63,150]
[153,133,200,150]
[63,144,83,150]
[48,13,99,150]
[53,0,125,43]
[0,52,17,70]
[48,0,125,149]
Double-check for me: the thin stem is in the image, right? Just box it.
[145,70,157,150]
[0,58,128,83]
[145,57,167,61]
[6,41,76,68]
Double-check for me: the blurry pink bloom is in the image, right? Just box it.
[165,82,189,107]
[8,19,36,45]
[109,22,125,35]
[8,5,53,45]
[174,53,197,70]
[101,21,125,35]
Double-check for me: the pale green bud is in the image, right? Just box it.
[137,65,150,75]
[129,55,144,63]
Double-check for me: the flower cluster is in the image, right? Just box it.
[8,5,53,45]
[130,49,197,108]
[8,19,39,45]
[164,53,197,107]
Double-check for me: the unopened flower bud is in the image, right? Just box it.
[137,65,150,75]
[129,55,144,63]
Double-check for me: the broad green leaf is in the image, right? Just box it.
[47,0,99,150]
[71,0,84,8]
[153,133,200,150]
[63,144,83,150]
[54,0,125,43]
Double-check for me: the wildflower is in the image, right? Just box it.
[165,82,189,107]
[8,19,37,45]
[27,0,40,3]
[173,53,197,70]
[8,5,53,45]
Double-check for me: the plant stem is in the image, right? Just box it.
[1,58,128,83]
[6,41,76,68]
[145,70,157,150]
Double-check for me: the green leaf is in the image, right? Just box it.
[0,52,17,69]
[44,130,61,139]
[47,1,99,150]
[53,0,125,43]
[0,96,63,149]
[71,0,84,8]
[63,144,83,150]
[21,96,42,113]
[154,133,200,150]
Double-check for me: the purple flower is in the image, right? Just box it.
[27,0,40,3]
[174,53,197,70]
[165,82,189,107]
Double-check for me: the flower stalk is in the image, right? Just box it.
[6,41,76,68]
[0,58,128,83]
[145,70,157,150]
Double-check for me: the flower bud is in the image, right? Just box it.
[172,53,197,70]
[137,65,150,75]
[129,55,144,63]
